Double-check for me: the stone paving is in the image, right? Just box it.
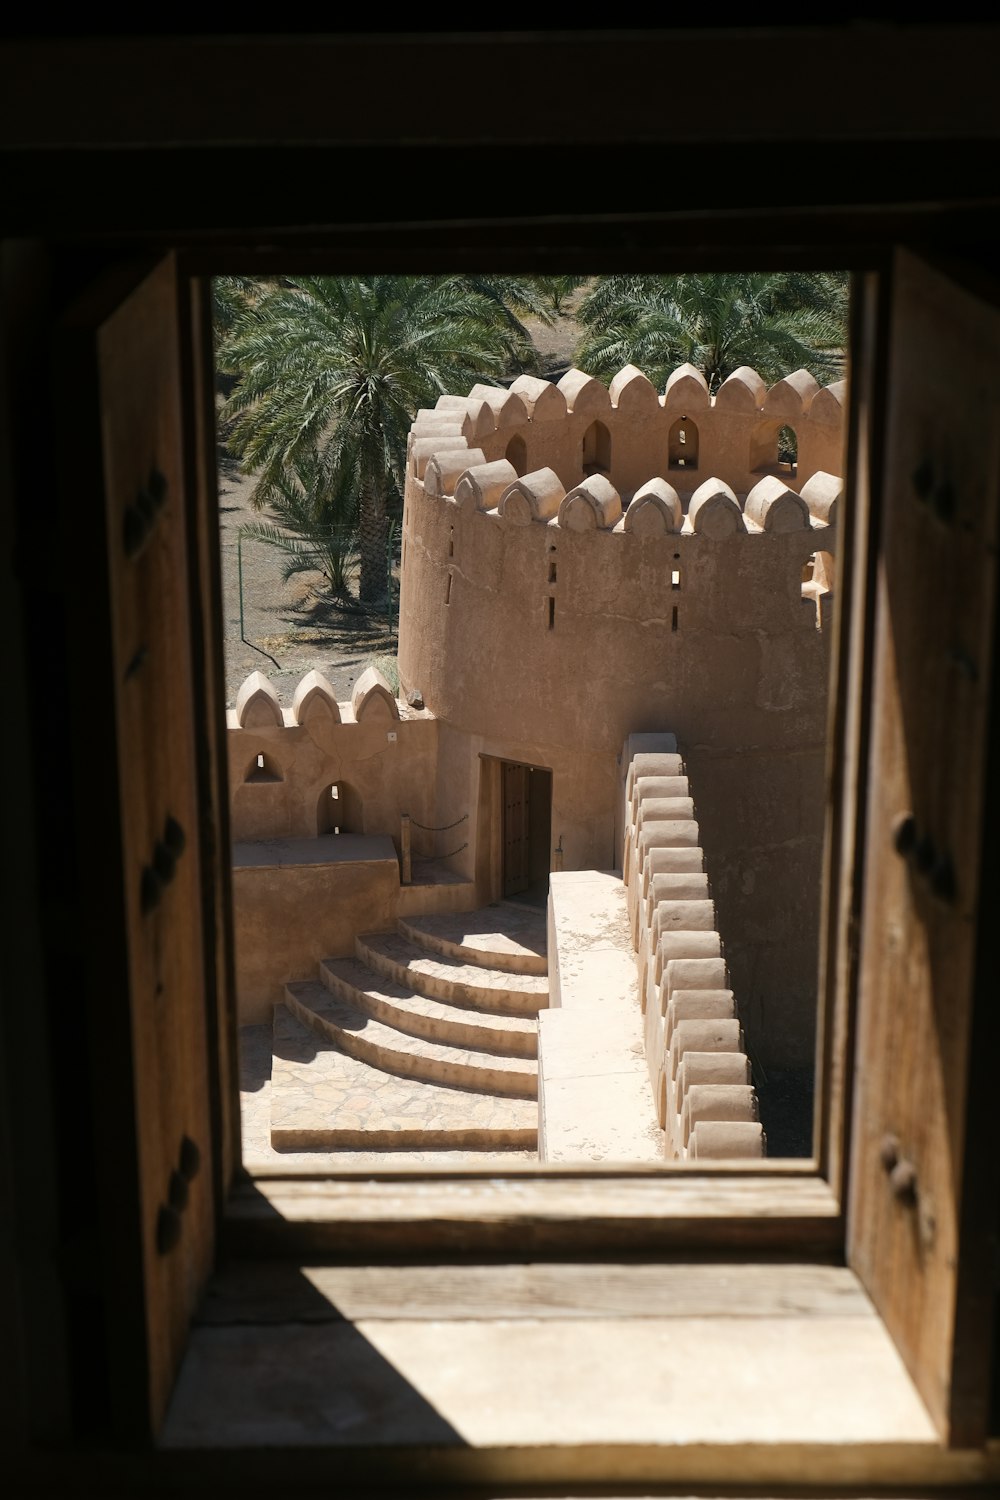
[240,1022,536,1168]
[270,1006,538,1149]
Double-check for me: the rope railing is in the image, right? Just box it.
[399,812,468,884]
[408,813,468,833]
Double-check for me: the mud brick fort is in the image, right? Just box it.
[229,360,844,1160]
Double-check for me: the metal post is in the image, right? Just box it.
[238,531,245,641]
[400,813,412,885]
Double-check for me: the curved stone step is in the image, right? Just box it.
[320,957,538,1058]
[398,904,548,976]
[356,931,548,1016]
[285,981,538,1097]
[271,1006,537,1150]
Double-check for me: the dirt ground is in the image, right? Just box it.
[217,450,399,711]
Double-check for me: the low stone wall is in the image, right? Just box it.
[621,735,765,1160]
[227,665,440,849]
[233,835,401,1024]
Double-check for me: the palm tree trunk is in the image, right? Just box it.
[358,478,388,604]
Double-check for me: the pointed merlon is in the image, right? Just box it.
[744,475,810,532]
[499,468,566,525]
[557,367,612,416]
[714,366,766,411]
[810,380,847,426]
[762,368,821,420]
[468,383,529,428]
[455,459,519,511]
[663,363,710,410]
[424,447,487,498]
[800,470,842,526]
[624,478,682,535]
[558,474,622,531]
[609,364,659,414]
[292,669,341,729]
[236,670,283,730]
[688,478,746,537]
[411,436,471,480]
[351,665,400,723]
[508,374,567,422]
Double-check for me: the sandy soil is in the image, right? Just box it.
[217,450,399,710]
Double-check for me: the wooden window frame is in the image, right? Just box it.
[5,32,1000,1472]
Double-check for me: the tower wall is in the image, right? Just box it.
[398,364,844,1068]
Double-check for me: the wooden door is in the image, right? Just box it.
[847,250,1000,1444]
[90,256,219,1434]
[503,762,530,897]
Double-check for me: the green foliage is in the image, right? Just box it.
[238,448,358,596]
[529,275,590,317]
[575,272,848,393]
[217,275,543,603]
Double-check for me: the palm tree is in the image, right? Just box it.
[575,272,848,393]
[238,447,358,598]
[218,275,531,602]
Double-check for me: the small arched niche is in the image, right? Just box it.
[668,415,699,471]
[505,433,528,477]
[582,419,611,477]
[750,419,798,476]
[244,751,282,784]
[316,781,362,836]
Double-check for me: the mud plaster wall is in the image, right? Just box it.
[227,712,439,846]
[397,373,842,1070]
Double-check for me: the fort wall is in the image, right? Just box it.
[397,364,843,1069]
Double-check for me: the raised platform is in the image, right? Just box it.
[232,833,398,869]
[540,869,663,1163]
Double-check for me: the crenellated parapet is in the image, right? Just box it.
[407,360,845,509]
[622,741,764,1160]
[398,363,839,768]
[226,666,440,847]
[395,365,837,1077]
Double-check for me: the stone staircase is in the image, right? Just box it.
[270,904,548,1152]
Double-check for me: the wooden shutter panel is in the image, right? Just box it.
[96,257,217,1432]
[848,249,1000,1444]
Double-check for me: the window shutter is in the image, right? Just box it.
[847,249,1000,1444]
[95,256,218,1432]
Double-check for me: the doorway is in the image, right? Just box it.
[501,761,552,904]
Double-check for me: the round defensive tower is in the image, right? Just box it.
[397,362,844,1072]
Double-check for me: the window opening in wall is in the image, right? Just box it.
[244,751,282,783]
[582,418,611,476]
[506,432,528,476]
[668,414,699,470]
[213,267,848,1173]
[778,424,798,475]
